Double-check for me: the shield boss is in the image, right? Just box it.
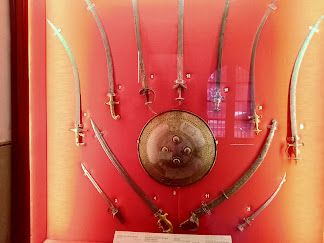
[138,110,217,186]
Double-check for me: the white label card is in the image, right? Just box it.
[113,231,232,243]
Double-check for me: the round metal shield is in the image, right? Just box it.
[138,110,217,186]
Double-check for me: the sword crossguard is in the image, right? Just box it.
[174,79,187,103]
[248,110,262,135]
[70,124,86,146]
[286,136,304,161]
[139,87,154,105]
[214,89,224,112]
[154,210,173,233]
[105,93,120,120]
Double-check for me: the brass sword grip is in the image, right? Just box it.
[106,93,120,120]
[155,211,173,233]
[248,110,262,135]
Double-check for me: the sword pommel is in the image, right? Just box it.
[154,210,173,233]
[71,123,86,146]
[105,93,120,120]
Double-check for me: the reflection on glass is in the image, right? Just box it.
[207,67,227,138]
[234,66,253,138]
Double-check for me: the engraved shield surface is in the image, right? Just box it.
[138,110,217,186]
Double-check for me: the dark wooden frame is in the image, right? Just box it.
[10,0,30,242]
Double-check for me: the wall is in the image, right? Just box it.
[0,0,11,142]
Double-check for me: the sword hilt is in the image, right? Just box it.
[154,209,173,233]
[139,87,154,105]
[179,212,199,231]
[286,136,304,161]
[237,217,252,232]
[174,79,187,103]
[248,110,262,135]
[214,88,224,111]
[105,93,120,120]
[70,124,86,146]
[110,207,125,224]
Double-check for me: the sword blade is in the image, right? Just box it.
[249,2,276,111]
[173,0,187,102]
[213,0,230,111]
[290,16,323,138]
[287,16,322,160]
[180,119,278,230]
[84,0,115,94]
[90,118,173,232]
[132,0,156,107]
[90,118,159,214]
[237,173,286,231]
[81,163,123,222]
[215,0,230,88]
[47,19,82,127]
[132,0,147,89]
[84,0,120,120]
[177,0,184,81]
[249,173,286,220]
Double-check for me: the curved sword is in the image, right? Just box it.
[179,119,278,230]
[248,2,277,135]
[214,0,230,111]
[173,0,186,103]
[47,19,86,146]
[131,0,155,106]
[81,163,124,223]
[90,118,173,233]
[237,173,286,231]
[84,0,120,120]
[287,15,323,161]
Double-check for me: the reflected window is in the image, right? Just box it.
[207,67,227,138]
[234,66,253,138]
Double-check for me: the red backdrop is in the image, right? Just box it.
[29,0,324,242]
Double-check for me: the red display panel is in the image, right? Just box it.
[30,0,324,242]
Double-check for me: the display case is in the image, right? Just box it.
[29,0,324,242]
